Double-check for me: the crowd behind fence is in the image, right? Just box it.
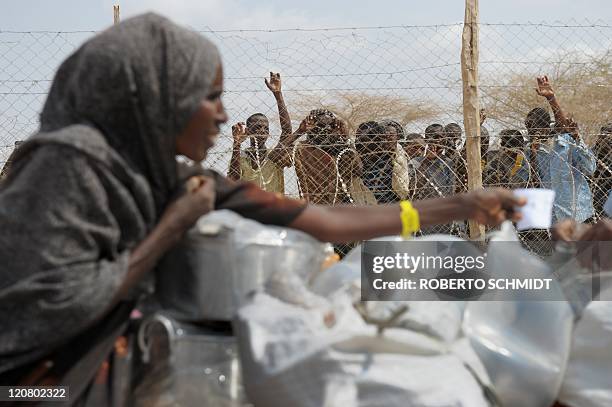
[0,21,610,255]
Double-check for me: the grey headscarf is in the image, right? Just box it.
[38,12,220,215]
[0,13,221,372]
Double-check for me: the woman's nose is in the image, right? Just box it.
[217,102,228,124]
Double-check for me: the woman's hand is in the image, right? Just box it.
[461,188,526,226]
[159,175,216,238]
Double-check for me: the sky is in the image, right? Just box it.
[0,0,610,32]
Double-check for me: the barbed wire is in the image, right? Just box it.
[0,20,610,255]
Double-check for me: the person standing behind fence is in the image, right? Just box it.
[413,124,455,200]
[444,123,468,195]
[293,109,373,205]
[400,132,426,200]
[484,129,530,189]
[412,124,455,234]
[227,72,296,193]
[381,120,413,201]
[526,75,596,223]
[401,132,426,161]
[445,115,489,194]
[592,123,612,219]
[354,120,411,204]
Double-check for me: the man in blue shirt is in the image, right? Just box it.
[592,123,612,218]
[526,75,596,223]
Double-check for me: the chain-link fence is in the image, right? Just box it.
[1,21,610,255]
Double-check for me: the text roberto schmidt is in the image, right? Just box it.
[369,253,553,292]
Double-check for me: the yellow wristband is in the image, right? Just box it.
[400,200,420,238]
[510,153,524,177]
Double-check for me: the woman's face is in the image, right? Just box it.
[176,64,228,161]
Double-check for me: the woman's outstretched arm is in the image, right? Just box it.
[290,188,525,243]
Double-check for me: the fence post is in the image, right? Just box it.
[461,0,485,240]
[113,5,120,25]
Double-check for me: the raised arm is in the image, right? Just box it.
[227,122,246,181]
[269,114,312,167]
[290,188,525,243]
[266,72,299,167]
[266,72,292,137]
[535,75,572,133]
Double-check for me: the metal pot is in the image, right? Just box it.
[155,210,328,322]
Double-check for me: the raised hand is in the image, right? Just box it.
[265,72,282,94]
[479,108,486,125]
[561,116,581,140]
[160,175,216,234]
[297,115,315,134]
[535,75,555,100]
[232,122,247,145]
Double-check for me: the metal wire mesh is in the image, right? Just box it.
[0,22,610,256]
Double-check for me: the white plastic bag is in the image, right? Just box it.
[463,221,574,407]
[311,235,466,343]
[237,232,492,407]
[235,292,490,407]
[559,279,612,407]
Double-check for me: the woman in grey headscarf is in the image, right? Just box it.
[0,12,526,400]
[0,13,230,384]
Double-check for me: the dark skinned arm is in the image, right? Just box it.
[107,176,215,308]
[535,75,573,136]
[228,122,246,181]
[290,189,525,243]
[266,72,298,167]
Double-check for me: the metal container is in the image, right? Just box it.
[232,225,330,308]
[133,313,250,407]
[156,222,237,321]
[156,210,328,322]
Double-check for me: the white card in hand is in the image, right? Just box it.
[513,188,556,230]
[604,190,612,217]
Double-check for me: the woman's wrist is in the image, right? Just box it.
[455,193,475,220]
[413,194,469,227]
[155,215,189,248]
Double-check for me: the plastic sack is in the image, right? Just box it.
[312,235,466,343]
[559,276,612,407]
[310,242,362,300]
[235,292,490,407]
[463,221,574,407]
